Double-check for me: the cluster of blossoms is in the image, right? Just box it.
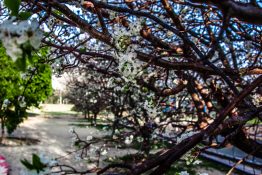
[1,96,26,110]
[143,99,161,118]
[1,99,11,109]
[180,171,208,175]
[115,45,144,83]
[112,18,144,83]
[0,18,42,61]
[124,135,134,145]
[251,93,262,106]
[18,96,26,108]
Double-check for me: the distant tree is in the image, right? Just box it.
[66,70,109,124]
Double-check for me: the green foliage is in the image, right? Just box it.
[4,108,27,134]
[21,154,46,173]
[4,0,21,16]
[0,45,52,134]
[15,43,34,72]
[24,64,52,107]
[18,11,32,20]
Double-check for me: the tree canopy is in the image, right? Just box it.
[0,0,261,174]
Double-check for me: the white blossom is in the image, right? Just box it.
[100,149,108,156]
[69,127,75,134]
[18,96,26,108]
[193,160,202,165]
[0,18,43,61]
[137,137,144,143]
[180,171,190,175]
[124,135,134,145]
[86,135,93,141]
[2,99,10,109]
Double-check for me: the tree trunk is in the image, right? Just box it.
[94,113,98,126]
[141,135,151,156]
[87,110,90,119]
[111,114,119,137]
[84,111,87,119]
[0,117,5,144]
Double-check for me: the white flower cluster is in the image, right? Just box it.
[115,45,143,82]
[180,171,189,175]
[192,159,202,165]
[69,127,75,134]
[124,135,134,145]
[180,171,208,175]
[251,93,261,106]
[112,18,144,82]
[2,99,10,109]
[100,149,108,156]
[18,96,26,108]
[136,136,144,143]
[143,100,161,118]
[0,18,42,61]
[86,135,93,141]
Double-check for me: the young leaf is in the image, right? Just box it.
[21,159,34,170]
[15,57,27,72]
[19,11,32,20]
[32,154,45,173]
[4,0,21,16]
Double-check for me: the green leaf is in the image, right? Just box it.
[32,154,45,173]
[18,11,32,20]
[21,159,34,170]
[32,154,41,165]
[15,57,27,72]
[4,0,21,16]
[79,47,86,53]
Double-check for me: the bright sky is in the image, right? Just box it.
[52,74,67,91]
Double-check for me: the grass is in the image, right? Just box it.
[43,111,78,116]
[69,123,112,130]
[75,118,107,123]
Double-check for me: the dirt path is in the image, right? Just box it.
[0,113,224,175]
[0,115,109,174]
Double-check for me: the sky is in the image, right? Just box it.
[52,75,67,91]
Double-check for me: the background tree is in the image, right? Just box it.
[66,69,110,124]
[0,45,52,138]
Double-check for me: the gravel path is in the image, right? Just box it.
[0,113,224,175]
[0,115,109,175]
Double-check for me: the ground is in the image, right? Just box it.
[0,104,226,175]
